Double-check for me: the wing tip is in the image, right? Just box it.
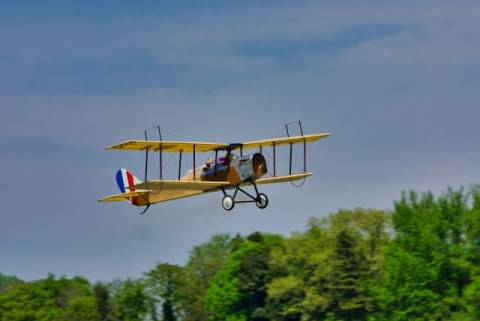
[97,197,116,202]
[314,132,331,138]
[105,144,120,150]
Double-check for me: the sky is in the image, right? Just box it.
[1,0,479,282]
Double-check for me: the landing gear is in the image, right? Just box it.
[222,195,235,211]
[220,180,269,211]
[256,193,269,209]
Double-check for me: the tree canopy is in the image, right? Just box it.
[1,185,479,321]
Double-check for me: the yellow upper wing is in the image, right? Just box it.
[105,133,330,152]
[241,133,330,149]
[106,140,229,152]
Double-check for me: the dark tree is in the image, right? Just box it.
[162,300,176,321]
[93,282,110,321]
[327,230,368,321]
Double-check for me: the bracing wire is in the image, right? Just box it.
[285,121,307,188]
[290,177,306,188]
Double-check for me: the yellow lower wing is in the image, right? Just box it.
[254,172,313,185]
[99,175,312,205]
[98,181,229,205]
[133,180,230,191]
[133,180,230,204]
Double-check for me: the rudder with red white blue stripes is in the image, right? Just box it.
[116,169,142,205]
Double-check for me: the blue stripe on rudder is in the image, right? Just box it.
[116,169,126,193]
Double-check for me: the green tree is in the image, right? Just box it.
[145,263,184,321]
[326,230,368,321]
[56,296,100,321]
[93,282,110,321]
[177,234,233,321]
[0,273,22,293]
[1,184,479,321]
[375,187,480,321]
[0,274,99,321]
[266,209,388,321]
[205,234,279,321]
[109,278,149,321]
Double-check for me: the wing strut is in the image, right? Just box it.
[144,130,149,181]
[273,142,276,176]
[214,149,218,176]
[285,121,309,187]
[178,149,182,180]
[144,126,164,181]
[158,126,163,180]
[193,145,196,180]
[284,121,307,175]
[289,142,293,175]
[303,137,307,173]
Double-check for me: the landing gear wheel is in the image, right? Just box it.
[222,195,235,211]
[256,193,269,209]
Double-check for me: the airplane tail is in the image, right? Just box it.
[116,168,142,205]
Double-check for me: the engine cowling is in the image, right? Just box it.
[252,153,267,179]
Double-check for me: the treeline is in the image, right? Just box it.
[1,186,480,321]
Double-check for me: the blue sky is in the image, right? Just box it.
[1,0,479,281]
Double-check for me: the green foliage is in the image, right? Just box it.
[0,275,99,321]
[144,234,235,321]
[464,275,480,318]
[205,233,277,321]
[1,185,479,321]
[326,230,368,321]
[179,233,233,321]
[0,273,22,293]
[204,239,255,321]
[109,278,150,321]
[144,263,184,321]
[56,295,100,321]
[93,282,110,321]
[374,186,480,321]
[266,208,387,321]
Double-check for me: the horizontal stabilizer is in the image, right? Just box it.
[98,191,148,202]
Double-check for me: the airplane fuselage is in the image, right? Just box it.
[198,152,267,184]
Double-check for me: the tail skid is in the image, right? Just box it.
[139,204,150,215]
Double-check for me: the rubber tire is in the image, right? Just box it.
[256,193,269,209]
[222,195,235,211]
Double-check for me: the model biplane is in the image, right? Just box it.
[99,122,330,213]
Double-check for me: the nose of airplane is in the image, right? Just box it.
[252,153,268,179]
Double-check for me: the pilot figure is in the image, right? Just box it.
[203,158,214,171]
[203,152,234,172]
[218,152,234,165]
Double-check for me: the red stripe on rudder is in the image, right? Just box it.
[126,171,138,205]
[131,196,138,205]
